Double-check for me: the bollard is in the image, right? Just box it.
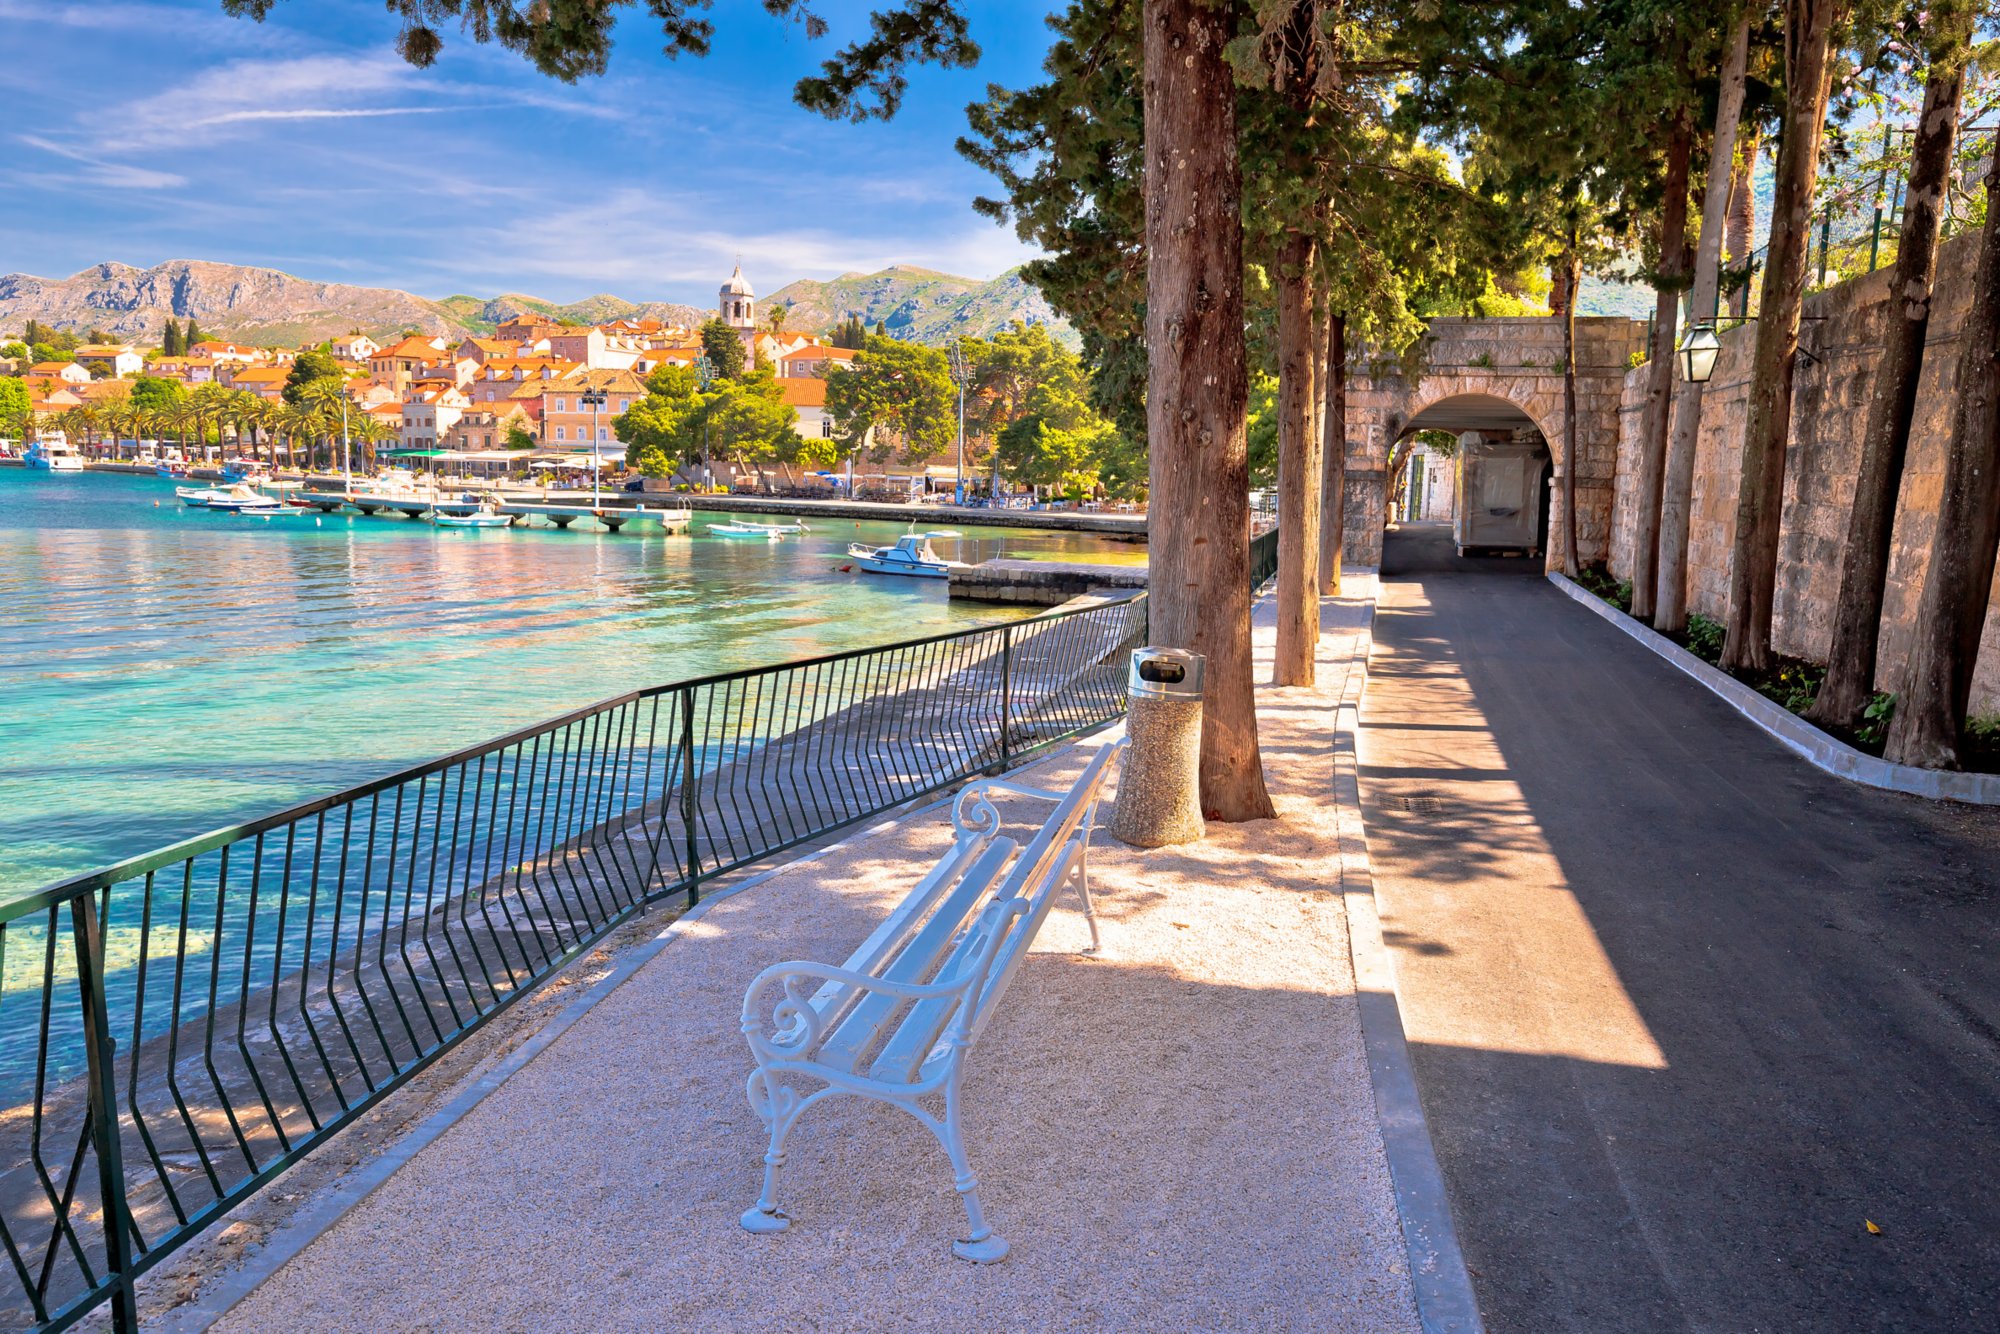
[1110,647,1206,847]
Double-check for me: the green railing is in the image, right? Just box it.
[0,592,1148,1331]
[1250,524,1280,589]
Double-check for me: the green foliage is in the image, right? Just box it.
[0,341,27,364]
[182,319,204,349]
[0,376,29,430]
[1685,613,1726,663]
[824,334,957,461]
[631,444,676,477]
[830,314,868,349]
[1245,375,1279,488]
[702,370,808,476]
[129,377,184,412]
[504,419,537,451]
[283,346,344,406]
[161,318,183,357]
[699,318,744,380]
[1856,692,1898,749]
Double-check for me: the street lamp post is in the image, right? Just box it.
[949,339,967,505]
[692,354,716,489]
[580,387,608,500]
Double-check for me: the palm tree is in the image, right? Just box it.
[189,383,232,464]
[298,379,350,473]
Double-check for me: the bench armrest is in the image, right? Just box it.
[741,904,1029,1063]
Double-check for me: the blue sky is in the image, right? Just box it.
[0,0,1061,305]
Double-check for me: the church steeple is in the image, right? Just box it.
[720,263,755,331]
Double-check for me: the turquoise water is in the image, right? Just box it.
[0,470,1137,899]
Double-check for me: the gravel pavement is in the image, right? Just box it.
[216,583,1419,1332]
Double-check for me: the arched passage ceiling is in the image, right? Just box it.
[1402,393,1543,436]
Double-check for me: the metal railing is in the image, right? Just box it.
[1250,524,1280,589]
[0,592,1148,1331]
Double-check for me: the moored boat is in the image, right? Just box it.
[24,439,84,472]
[846,532,968,579]
[708,522,786,540]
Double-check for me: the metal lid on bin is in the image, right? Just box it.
[1128,646,1204,699]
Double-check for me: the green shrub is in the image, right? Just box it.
[1685,613,1725,663]
[1856,692,1897,748]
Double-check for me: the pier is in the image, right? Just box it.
[948,558,1148,605]
[291,491,693,531]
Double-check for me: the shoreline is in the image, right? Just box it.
[5,459,1152,538]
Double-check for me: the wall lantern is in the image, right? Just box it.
[1678,322,1722,383]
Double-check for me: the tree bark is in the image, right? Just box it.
[1721,0,1842,673]
[1556,241,1583,577]
[1275,231,1323,686]
[1809,24,1970,729]
[1629,112,1695,621]
[1143,0,1275,821]
[1884,161,2000,768]
[1657,14,1752,633]
[1320,312,1347,594]
[1726,123,1763,320]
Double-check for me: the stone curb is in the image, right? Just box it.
[1331,581,1488,1334]
[1548,572,2000,806]
[157,796,967,1332]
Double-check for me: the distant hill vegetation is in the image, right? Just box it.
[0,258,1072,349]
[766,265,1077,346]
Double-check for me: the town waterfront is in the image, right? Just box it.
[0,468,1141,899]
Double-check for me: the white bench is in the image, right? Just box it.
[737,739,1125,1262]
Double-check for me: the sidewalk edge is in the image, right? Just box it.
[1547,572,2000,805]
[156,790,969,1332]
[1332,582,1487,1334]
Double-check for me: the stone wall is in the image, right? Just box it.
[1343,316,1648,568]
[1607,229,2000,714]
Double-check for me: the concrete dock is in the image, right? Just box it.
[948,558,1148,605]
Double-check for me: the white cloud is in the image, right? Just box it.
[14,135,186,190]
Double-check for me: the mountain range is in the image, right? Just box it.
[0,258,1075,349]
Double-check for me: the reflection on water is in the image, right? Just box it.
[0,471,1142,896]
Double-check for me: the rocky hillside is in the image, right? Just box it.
[0,257,1067,348]
[0,260,704,346]
[766,265,1076,346]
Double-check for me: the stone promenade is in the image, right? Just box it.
[177,581,1423,1332]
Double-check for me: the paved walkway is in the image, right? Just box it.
[209,584,1422,1331]
[1358,523,2000,1333]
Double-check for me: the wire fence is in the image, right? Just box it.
[0,590,1152,1331]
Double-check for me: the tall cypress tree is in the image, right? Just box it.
[163,318,183,357]
[183,318,205,349]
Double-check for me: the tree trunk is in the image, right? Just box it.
[1275,231,1323,686]
[1320,312,1347,594]
[1629,112,1695,621]
[1721,0,1842,673]
[1884,161,2000,767]
[1556,241,1583,577]
[1142,0,1273,821]
[1809,26,1970,729]
[1658,15,1753,633]
[1727,122,1762,320]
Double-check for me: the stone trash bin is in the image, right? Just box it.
[1109,647,1206,848]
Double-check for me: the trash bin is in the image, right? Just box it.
[1110,647,1206,848]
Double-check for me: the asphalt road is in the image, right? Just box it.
[1358,522,2000,1334]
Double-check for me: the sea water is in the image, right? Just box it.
[0,469,1137,899]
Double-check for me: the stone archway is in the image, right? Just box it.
[1338,316,1648,568]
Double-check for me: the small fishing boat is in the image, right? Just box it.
[846,532,968,579]
[155,461,191,479]
[220,458,268,482]
[430,502,512,529]
[201,484,284,512]
[708,522,787,540]
[177,484,239,507]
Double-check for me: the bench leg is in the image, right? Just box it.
[741,1072,799,1235]
[1070,855,1102,956]
[938,1081,1009,1263]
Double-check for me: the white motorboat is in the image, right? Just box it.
[24,438,84,472]
[846,532,968,579]
[431,502,512,529]
[177,485,236,506]
[709,522,786,540]
[199,484,283,512]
